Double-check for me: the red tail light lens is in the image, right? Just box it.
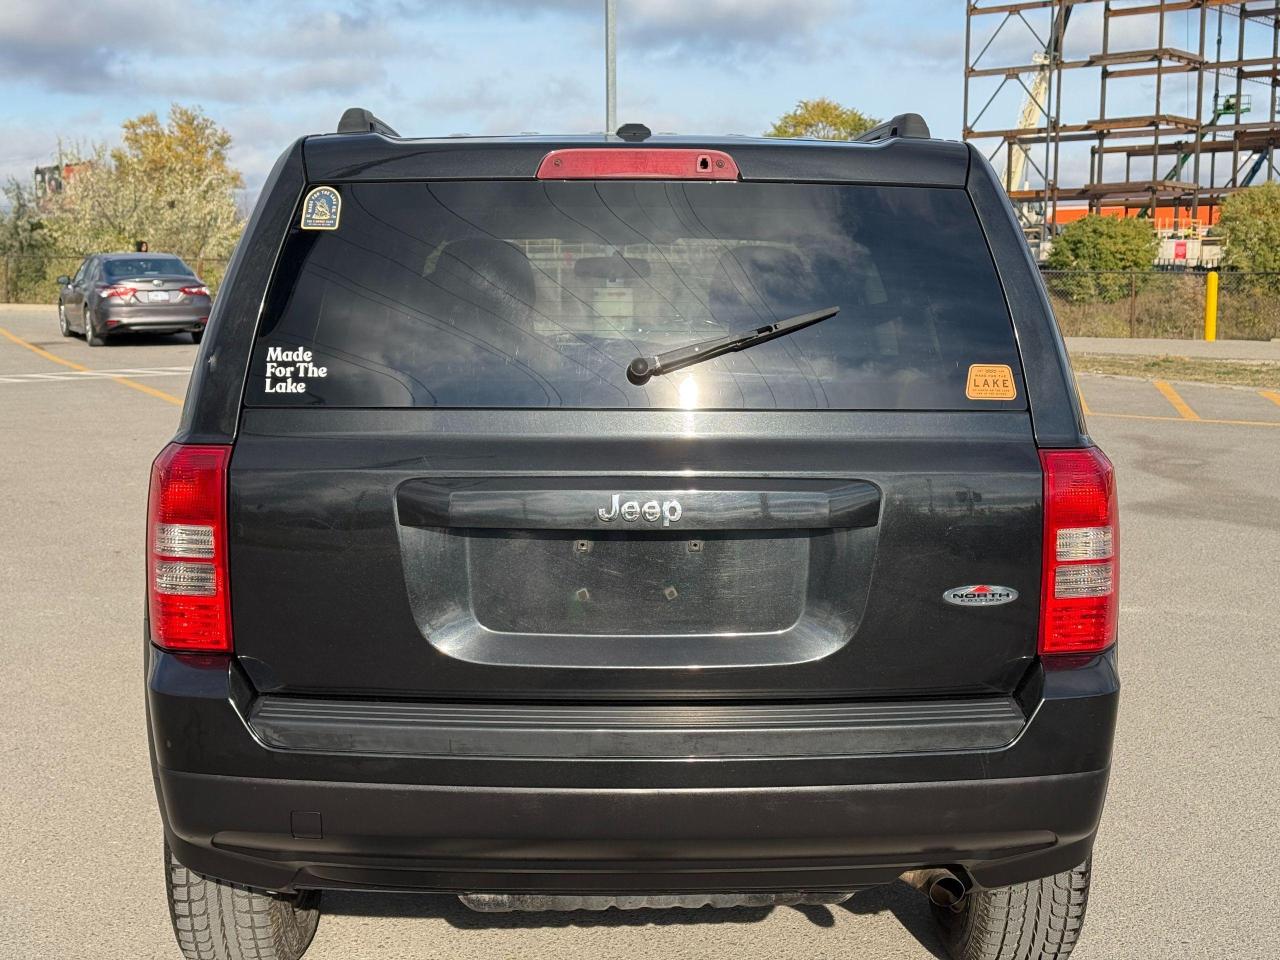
[1039,448,1118,657]
[101,285,136,299]
[147,443,232,652]
[180,285,210,297]
[536,148,740,180]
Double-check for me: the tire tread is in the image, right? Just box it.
[937,860,1091,960]
[164,846,320,960]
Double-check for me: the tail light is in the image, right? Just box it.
[180,285,209,297]
[1039,448,1118,657]
[536,148,740,180]
[147,444,232,652]
[101,285,136,299]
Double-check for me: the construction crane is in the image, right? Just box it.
[1006,53,1051,194]
[1163,94,1249,182]
[1003,5,1072,235]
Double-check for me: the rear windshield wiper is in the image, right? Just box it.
[626,306,840,385]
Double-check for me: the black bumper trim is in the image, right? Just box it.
[160,766,1108,895]
[249,694,1026,759]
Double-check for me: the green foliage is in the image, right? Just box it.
[47,104,244,272]
[0,179,65,302]
[765,98,878,141]
[1218,181,1280,275]
[1044,215,1159,302]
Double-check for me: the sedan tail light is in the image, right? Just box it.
[101,285,136,299]
[1039,448,1118,657]
[180,285,210,297]
[147,444,232,652]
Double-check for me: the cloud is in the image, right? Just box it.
[0,0,224,92]
[624,0,841,57]
[244,6,417,61]
[433,0,841,58]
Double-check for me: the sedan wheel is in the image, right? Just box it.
[58,302,71,337]
[84,306,105,347]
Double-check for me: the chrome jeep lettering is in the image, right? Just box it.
[597,494,620,522]
[597,495,683,527]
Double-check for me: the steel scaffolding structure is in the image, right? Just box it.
[964,1,1280,245]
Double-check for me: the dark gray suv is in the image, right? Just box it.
[146,108,1118,960]
[57,253,211,345]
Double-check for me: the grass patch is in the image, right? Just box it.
[1069,353,1280,389]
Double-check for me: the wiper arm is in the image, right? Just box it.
[626,306,840,385]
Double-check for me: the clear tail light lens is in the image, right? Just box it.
[1039,447,1118,657]
[147,444,232,652]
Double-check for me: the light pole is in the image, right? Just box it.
[605,0,617,134]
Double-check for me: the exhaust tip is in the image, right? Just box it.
[926,874,967,909]
[901,868,970,910]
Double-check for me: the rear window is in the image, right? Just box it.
[248,180,1024,410]
[104,256,192,279]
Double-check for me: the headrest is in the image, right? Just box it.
[432,238,536,314]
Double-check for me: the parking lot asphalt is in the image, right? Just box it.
[1,302,1277,960]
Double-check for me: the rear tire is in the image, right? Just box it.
[190,329,204,345]
[84,307,105,347]
[165,844,321,960]
[58,302,71,337]
[932,859,1091,960]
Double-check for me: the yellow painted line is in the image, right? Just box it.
[1074,376,1092,416]
[0,326,86,371]
[1152,379,1200,420]
[1090,412,1280,428]
[1262,390,1280,409]
[0,326,182,406]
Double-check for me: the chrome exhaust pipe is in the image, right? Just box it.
[901,869,969,909]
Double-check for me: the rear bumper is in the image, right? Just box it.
[99,302,208,332]
[148,648,1118,896]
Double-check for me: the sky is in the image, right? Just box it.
[0,0,969,200]
[1,1,1275,204]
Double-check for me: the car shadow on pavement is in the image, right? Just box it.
[76,331,195,347]
[322,892,774,928]
[323,880,948,952]
[842,881,949,958]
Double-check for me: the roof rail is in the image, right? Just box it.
[855,113,930,144]
[336,107,400,138]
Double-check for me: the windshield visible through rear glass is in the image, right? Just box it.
[249,180,1024,410]
[104,257,192,279]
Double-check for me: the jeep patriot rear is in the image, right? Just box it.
[147,109,1118,960]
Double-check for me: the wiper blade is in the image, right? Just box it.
[626,306,840,385]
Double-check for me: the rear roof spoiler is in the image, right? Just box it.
[336,107,399,138]
[856,113,930,143]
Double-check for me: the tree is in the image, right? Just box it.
[1044,214,1158,302]
[1217,181,1280,274]
[0,179,62,302]
[765,98,878,141]
[48,104,244,278]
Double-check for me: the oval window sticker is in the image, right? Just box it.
[300,186,341,231]
[967,363,1016,401]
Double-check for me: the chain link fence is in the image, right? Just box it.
[1040,269,1280,341]
[1214,271,1280,342]
[0,254,231,305]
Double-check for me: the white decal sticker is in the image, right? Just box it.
[265,345,328,394]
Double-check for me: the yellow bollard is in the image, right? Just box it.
[1204,270,1219,342]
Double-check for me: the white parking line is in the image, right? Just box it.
[0,366,191,385]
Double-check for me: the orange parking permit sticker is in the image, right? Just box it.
[966,364,1017,401]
